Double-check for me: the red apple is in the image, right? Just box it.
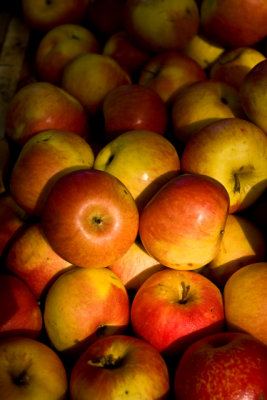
[131,269,225,356]
[0,274,42,340]
[174,331,267,400]
[41,168,139,269]
[5,81,89,146]
[70,334,170,400]
[102,84,168,141]
[139,173,229,270]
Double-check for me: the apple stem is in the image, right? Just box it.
[179,281,190,304]
[233,173,240,193]
[88,354,122,369]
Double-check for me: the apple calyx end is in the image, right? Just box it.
[11,370,30,386]
[88,354,122,369]
[179,281,190,304]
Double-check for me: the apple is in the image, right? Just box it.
[171,79,245,143]
[41,168,139,269]
[131,268,225,356]
[70,334,170,400]
[202,214,266,289]
[174,331,267,400]
[22,0,89,31]
[43,267,130,356]
[94,130,180,212]
[239,59,267,134]
[200,0,267,47]
[209,46,266,90]
[181,117,267,213]
[5,222,73,300]
[102,84,168,141]
[9,129,95,216]
[123,0,199,52]
[35,23,99,84]
[61,53,131,115]
[138,51,207,105]
[224,262,267,346]
[139,173,229,270]
[0,336,68,400]
[102,30,151,75]
[5,81,89,147]
[0,274,42,340]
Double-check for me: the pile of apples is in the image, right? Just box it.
[1,0,267,399]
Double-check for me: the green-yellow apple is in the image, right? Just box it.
[174,331,267,400]
[123,0,199,52]
[70,334,170,400]
[44,267,130,356]
[181,118,267,213]
[202,214,266,288]
[9,129,95,216]
[172,79,245,143]
[0,274,42,340]
[5,222,73,300]
[210,46,266,90]
[5,81,89,146]
[200,0,267,47]
[224,262,267,346]
[35,23,99,84]
[94,130,180,211]
[0,336,68,400]
[138,51,207,105]
[22,0,89,31]
[61,53,131,115]
[139,173,229,270]
[41,168,139,268]
[131,269,225,356]
[239,59,267,134]
[102,84,168,141]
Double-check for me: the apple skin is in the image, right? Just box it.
[5,222,72,300]
[41,168,139,269]
[123,0,199,53]
[131,269,225,357]
[174,331,267,400]
[0,336,68,400]
[224,262,267,346]
[70,334,170,400]
[35,23,99,84]
[200,0,267,47]
[139,173,229,270]
[44,267,130,356]
[171,79,245,143]
[181,117,267,213]
[94,130,180,212]
[61,53,131,115]
[102,84,168,141]
[202,214,266,289]
[5,81,89,146]
[22,0,89,31]
[9,129,95,216]
[138,51,207,105]
[0,274,43,340]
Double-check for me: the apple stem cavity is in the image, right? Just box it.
[12,370,30,386]
[179,281,190,304]
[88,354,122,369]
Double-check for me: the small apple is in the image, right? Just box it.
[61,53,131,115]
[0,274,42,340]
[41,168,139,268]
[44,267,130,356]
[224,262,267,346]
[35,23,99,84]
[70,334,170,400]
[5,81,89,146]
[139,173,229,270]
[174,331,267,400]
[9,129,95,216]
[102,84,168,141]
[131,268,225,356]
[0,336,68,400]
[181,117,267,213]
[94,130,180,211]
[138,51,207,105]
